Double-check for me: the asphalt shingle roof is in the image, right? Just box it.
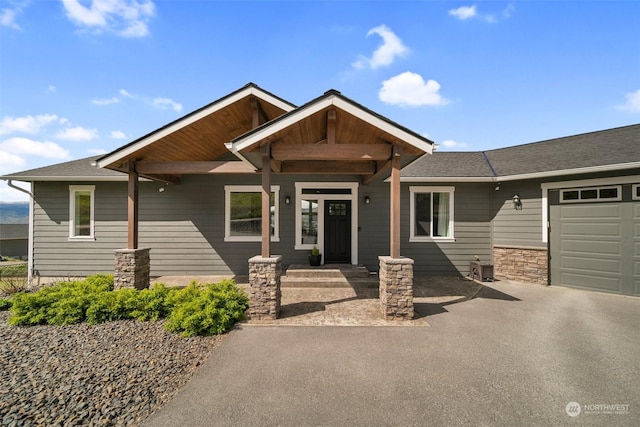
[402,152,495,178]
[1,156,124,180]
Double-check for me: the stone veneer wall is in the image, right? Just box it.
[493,246,548,285]
[378,256,414,320]
[113,248,150,290]
[248,255,282,321]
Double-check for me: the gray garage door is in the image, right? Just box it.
[549,185,639,296]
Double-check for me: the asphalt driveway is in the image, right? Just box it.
[142,281,639,426]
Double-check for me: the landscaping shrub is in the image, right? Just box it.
[165,280,249,337]
[0,298,11,311]
[9,275,114,326]
[7,275,249,337]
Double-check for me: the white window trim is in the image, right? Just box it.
[633,184,640,200]
[68,185,95,241]
[409,186,455,242]
[559,185,622,203]
[294,182,359,264]
[224,185,280,242]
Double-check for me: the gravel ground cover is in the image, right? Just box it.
[0,311,223,427]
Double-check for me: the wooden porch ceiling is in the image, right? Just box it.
[98,89,291,183]
[236,105,429,183]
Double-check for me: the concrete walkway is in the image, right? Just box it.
[142,280,639,426]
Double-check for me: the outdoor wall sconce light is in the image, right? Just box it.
[512,194,522,210]
[364,195,371,205]
[284,195,291,205]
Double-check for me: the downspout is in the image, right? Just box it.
[3,179,34,284]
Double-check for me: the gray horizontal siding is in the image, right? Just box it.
[32,176,497,279]
[491,181,545,249]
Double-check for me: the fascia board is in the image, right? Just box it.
[496,162,640,182]
[97,86,295,169]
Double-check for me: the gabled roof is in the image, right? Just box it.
[96,83,295,177]
[402,124,640,182]
[1,156,125,181]
[227,89,433,172]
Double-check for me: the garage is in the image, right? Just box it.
[549,183,640,296]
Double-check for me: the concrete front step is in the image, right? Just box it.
[285,264,371,279]
[280,277,379,288]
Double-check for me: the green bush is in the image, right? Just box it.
[8,275,249,337]
[165,280,249,337]
[0,298,12,311]
[9,275,114,326]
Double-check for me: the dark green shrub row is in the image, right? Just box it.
[7,275,249,337]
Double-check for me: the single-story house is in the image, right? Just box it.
[2,83,639,302]
[0,224,29,260]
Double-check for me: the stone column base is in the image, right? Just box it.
[248,255,282,321]
[114,248,150,290]
[379,256,414,320]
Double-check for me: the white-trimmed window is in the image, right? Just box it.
[409,186,455,242]
[560,185,622,203]
[69,185,95,240]
[633,184,640,200]
[224,185,279,242]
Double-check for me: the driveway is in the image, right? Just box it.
[142,281,639,426]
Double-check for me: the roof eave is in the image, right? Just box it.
[97,84,296,170]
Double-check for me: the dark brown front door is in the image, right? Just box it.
[324,200,351,263]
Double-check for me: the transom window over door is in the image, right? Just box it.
[224,185,280,242]
[409,186,455,241]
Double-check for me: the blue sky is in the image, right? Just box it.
[1,0,639,202]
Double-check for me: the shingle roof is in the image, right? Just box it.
[0,156,125,181]
[484,124,640,176]
[402,152,495,178]
[403,124,640,180]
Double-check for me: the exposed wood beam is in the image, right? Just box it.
[271,143,391,161]
[139,173,181,185]
[363,160,392,185]
[280,160,375,175]
[271,159,282,173]
[126,161,139,250]
[260,143,271,258]
[136,161,255,175]
[390,144,402,258]
[327,108,336,145]
[251,97,261,129]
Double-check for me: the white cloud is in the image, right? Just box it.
[0,150,26,173]
[618,89,640,112]
[440,140,468,149]
[352,25,409,70]
[111,130,126,139]
[449,4,514,23]
[0,114,59,135]
[0,4,22,30]
[48,85,57,93]
[152,97,183,112]
[449,5,477,21]
[88,148,107,155]
[92,96,119,106]
[60,0,156,38]
[56,126,98,141]
[379,72,449,107]
[0,137,70,159]
[119,88,135,98]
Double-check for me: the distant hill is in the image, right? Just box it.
[0,202,29,224]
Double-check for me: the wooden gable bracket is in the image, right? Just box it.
[251,97,268,128]
[327,108,336,145]
[271,143,391,161]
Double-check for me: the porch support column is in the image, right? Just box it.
[114,161,150,289]
[260,142,271,258]
[248,255,282,321]
[379,144,413,320]
[390,144,401,258]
